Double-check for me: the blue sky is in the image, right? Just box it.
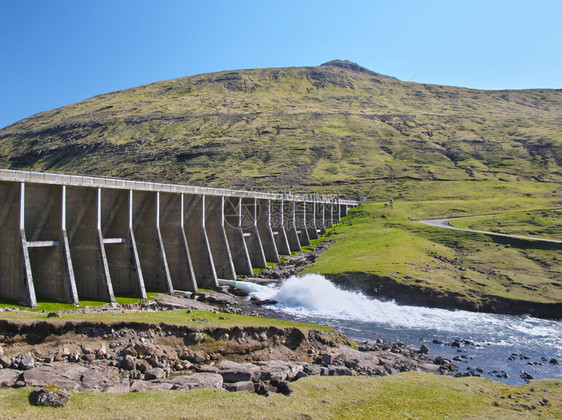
[1,0,560,129]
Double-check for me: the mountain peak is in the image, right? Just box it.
[320,60,396,80]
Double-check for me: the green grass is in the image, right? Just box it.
[0,293,159,312]
[307,181,562,307]
[450,209,562,241]
[0,306,332,332]
[0,373,559,419]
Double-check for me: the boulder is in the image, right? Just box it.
[23,362,90,390]
[80,366,122,391]
[29,385,70,407]
[0,345,3,356]
[144,368,166,380]
[216,360,260,383]
[0,355,11,368]
[223,380,255,392]
[0,369,21,387]
[19,353,35,370]
[121,355,136,371]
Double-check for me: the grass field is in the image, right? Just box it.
[0,373,559,419]
[308,181,562,309]
[450,209,562,241]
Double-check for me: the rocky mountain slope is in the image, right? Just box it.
[0,60,560,195]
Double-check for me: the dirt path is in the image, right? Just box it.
[419,216,562,244]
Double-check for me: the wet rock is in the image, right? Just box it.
[520,371,534,382]
[419,344,429,354]
[549,358,558,365]
[29,385,70,407]
[250,297,278,306]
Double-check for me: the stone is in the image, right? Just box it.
[419,344,429,354]
[96,343,107,359]
[23,362,90,390]
[0,369,21,387]
[320,353,333,365]
[19,353,35,370]
[133,342,153,356]
[0,345,3,357]
[135,358,151,373]
[80,366,122,391]
[216,360,260,383]
[223,380,255,393]
[29,385,70,407]
[121,355,136,371]
[130,380,174,392]
[144,368,166,380]
[0,355,11,368]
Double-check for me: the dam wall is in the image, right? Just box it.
[0,169,357,306]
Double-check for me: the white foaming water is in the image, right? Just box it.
[226,274,562,351]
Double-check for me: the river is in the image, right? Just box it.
[225,274,561,385]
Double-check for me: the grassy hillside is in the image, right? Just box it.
[0,60,560,195]
[308,181,561,315]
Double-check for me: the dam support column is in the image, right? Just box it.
[99,188,146,299]
[271,200,291,255]
[205,196,236,280]
[159,192,197,292]
[224,197,253,276]
[241,197,267,269]
[283,201,301,252]
[306,200,319,240]
[316,202,326,234]
[295,201,310,246]
[20,183,80,305]
[0,182,35,306]
[256,199,279,263]
[183,194,217,289]
[65,187,114,302]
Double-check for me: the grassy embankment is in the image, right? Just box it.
[0,307,332,333]
[307,180,562,311]
[0,373,559,419]
[450,209,562,241]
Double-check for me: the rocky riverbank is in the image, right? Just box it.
[0,297,450,396]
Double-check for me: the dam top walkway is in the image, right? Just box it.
[0,169,358,206]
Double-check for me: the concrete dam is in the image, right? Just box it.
[0,169,358,307]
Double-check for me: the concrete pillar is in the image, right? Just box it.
[65,186,114,302]
[183,194,217,289]
[270,199,291,255]
[224,197,253,275]
[130,191,173,295]
[283,200,301,252]
[306,200,319,240]
[295,200,311,246]
[159,192,197,292]
[0,182,35,306]
[97,188,146,299]
[316,202,327,234]
[205,196,236,280]
[256,199,279,263]
[241,198,267,269]
[18,183,78,305]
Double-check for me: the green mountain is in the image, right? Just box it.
[1,60,560,196]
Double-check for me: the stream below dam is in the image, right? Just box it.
[229,274,561,385]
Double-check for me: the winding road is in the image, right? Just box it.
[419,216,562,244]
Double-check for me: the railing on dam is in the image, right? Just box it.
[0,169,357,206]
[0,169,359,307]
